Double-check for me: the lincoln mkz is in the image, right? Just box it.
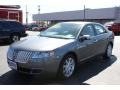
[7,22,114,79]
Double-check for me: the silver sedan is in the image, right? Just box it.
[7,22,114,79]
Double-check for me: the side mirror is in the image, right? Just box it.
[79,35,91,42]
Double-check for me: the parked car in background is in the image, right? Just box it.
[27,24,47,31]
[105,21,120,35]
[0,20,27,43]
[28,24,39,31]
[23,24,29,31]
[7,22,114,79]
[39,26,48,31]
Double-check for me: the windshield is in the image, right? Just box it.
[40,23,81,39]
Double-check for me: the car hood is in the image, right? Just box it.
[11,36,75,51]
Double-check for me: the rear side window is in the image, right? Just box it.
[9,21,24,30]
[32,24,38,27]
[0,21,11,28]
[11,22,23,27]
[94,24,107,35]
[0,24,2,30]
[0,22,3,29]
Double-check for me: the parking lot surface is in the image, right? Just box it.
[0,31,120,85]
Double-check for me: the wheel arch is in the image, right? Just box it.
[57,51,78,79]
[61,51,78,64]
[109,41,113,48]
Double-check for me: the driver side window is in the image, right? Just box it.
[80,24,95,36]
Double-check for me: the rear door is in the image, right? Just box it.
[93,24,109,54]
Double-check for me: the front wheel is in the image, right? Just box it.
[57,54,77,79]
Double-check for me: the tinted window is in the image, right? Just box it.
[9,21,24,30]
[94,24,106,35]
[10,22,23,28]
[80,24,95,36]
[0,21,11,28]
[0,21,24,29]
[32,24,38,27]
[0,22,2,29]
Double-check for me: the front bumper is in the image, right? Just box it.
[7,57,60,75]
[8,59,43,74]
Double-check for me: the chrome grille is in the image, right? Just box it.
[15,51,32,63]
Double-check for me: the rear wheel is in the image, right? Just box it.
[104,44,113,59]
[57,54,77,79]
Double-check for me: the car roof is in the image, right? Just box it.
[60,21,99,26]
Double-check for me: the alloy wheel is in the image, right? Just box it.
[62,57,75,78]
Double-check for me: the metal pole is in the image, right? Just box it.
[84,5,86,21]
[38,5,40,27]
[38,5,40,14]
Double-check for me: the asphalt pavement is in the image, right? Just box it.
[0,31,120,85]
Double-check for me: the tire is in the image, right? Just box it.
[57,54,77,79]
[104,44,113,59]
[10,34,20,43]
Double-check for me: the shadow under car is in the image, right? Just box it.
[0,55,117,85]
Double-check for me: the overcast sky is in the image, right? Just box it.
[0,0,120,23]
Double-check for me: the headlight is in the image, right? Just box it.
[7,48,14,60]
[31,51,55,59]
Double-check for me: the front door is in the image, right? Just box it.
[77,24,97,62]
